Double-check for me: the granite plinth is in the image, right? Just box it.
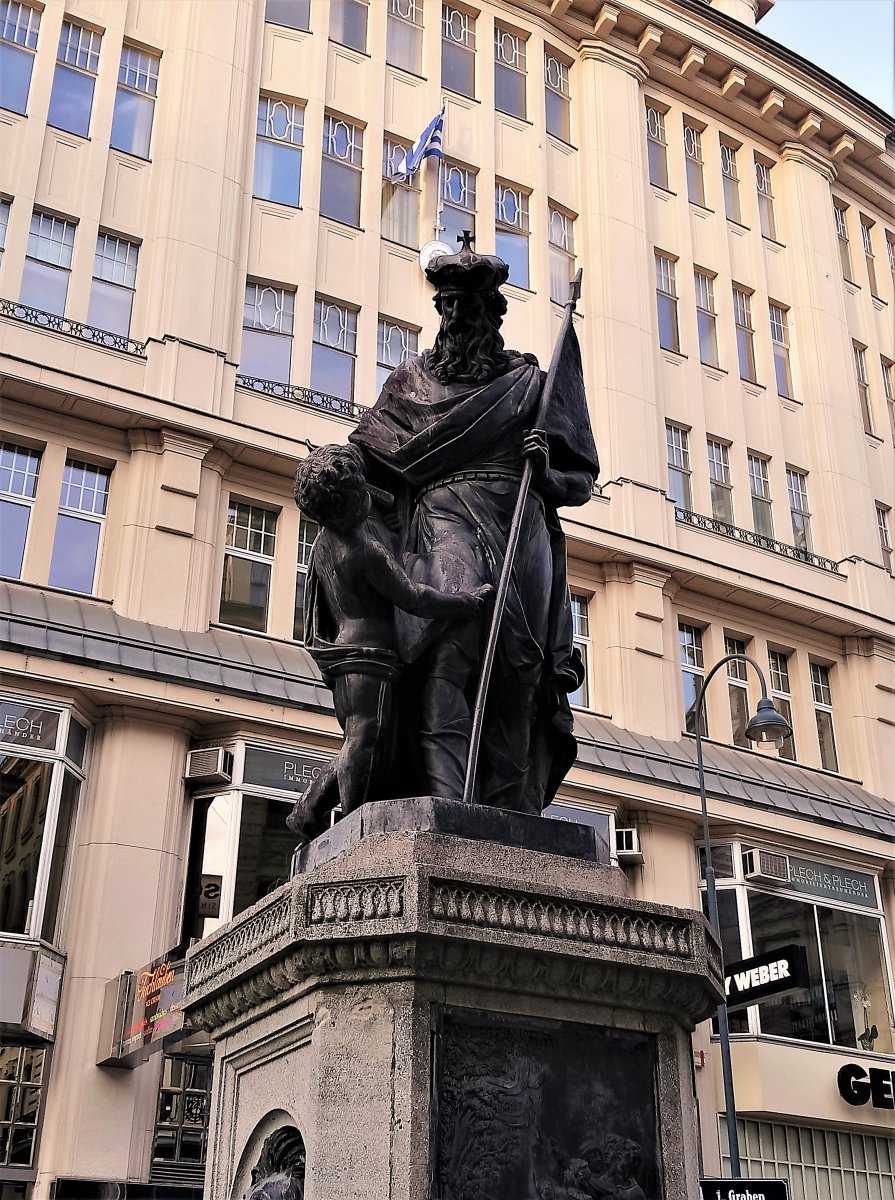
[184,801,721,1200]
[292,795,609,876]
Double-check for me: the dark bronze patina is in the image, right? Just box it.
[288,236,598,843]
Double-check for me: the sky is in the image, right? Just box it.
[758,0,895,116]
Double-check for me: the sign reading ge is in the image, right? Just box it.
[838,1063,895,1110]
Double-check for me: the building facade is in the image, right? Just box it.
[0,0,893,1195]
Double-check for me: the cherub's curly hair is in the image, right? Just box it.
[427,288,510,384]
[294,444,366,526]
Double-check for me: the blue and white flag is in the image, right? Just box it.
[390,104,445,180]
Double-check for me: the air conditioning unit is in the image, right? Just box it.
[743,847,790,885]
[184,747,233,786]
[615,827,644,866]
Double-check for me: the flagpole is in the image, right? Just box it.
[461,268,584,806]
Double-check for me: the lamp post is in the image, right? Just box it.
[692,653,792,1179]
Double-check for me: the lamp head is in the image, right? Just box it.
[745,697,792,747]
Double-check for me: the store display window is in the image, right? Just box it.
[181,740,331,941]
[699,842,894,1054]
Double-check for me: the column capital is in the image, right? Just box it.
[779,141,837,181]
[579,39,650,83]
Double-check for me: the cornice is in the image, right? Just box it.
[579,37,650,83]
[779,141,837,182]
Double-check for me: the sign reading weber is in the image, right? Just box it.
[724,944,809,1011]
[699,1181,789,1200]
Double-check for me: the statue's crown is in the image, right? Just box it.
[425,241,509,294]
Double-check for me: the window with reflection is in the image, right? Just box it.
[47,20,101,137]
[20,211,75,317]
[240,281,295,383]
[381,138,419,247]
[0,1044,46,1171]
[320,114,363,227]
[698,842,894,1053]
[265,0,310,30]
[293,514,320,642]
[151,1053,212,1172]
[442,4,474,98]
[544,49,570,141]
[111,44,159,159]
[0,1,41,116]
[439,160,476,249]
[387,0,422,74]
[494,182,529,288]
[0,699,87,946]
[48,459,111,595]
[376,317,418,393]
[0,442,40,580]
[254,95,304,207]
[311,298,357,405]
[219,501,277,632]
[329,0,367,52]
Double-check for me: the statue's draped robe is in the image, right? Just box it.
[349,350,598,812]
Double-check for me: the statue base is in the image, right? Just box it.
[183,799,722,1199]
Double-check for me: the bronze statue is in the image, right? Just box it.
[287,443,490,844]
[296,239,598,830]
[244,1126,305,1200]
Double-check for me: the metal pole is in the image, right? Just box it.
[693,650,771,1179]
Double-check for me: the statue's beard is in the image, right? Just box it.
[428,291,510,384]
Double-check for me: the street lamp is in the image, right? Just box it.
[692,653,792,1180]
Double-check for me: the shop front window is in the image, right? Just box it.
[0,699,86,945]
[699,842,894,1055]
[0,1044,45,1172]
[183,743,331,941]
[151,1053,211,1173]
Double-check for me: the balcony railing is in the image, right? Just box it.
[236,372,369,421]
[675,507,841,573]
[0,297,147,356]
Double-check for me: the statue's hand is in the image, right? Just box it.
[523,428,550,474]
[472,583,495,604]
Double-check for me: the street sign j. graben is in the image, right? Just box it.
[699,1182,790,1200]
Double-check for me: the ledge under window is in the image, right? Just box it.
[674,507,842,573]
[235,373,368,421]
[0,297,146,356]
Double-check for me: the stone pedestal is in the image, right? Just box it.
[183,799,722,1199]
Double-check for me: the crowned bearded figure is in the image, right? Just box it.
[345,240,599,815]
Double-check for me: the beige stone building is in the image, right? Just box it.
[0,0,893,1195]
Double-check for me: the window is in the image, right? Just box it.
[495,182,529,288]
[254,95,304,207]
[707,439,733,524]
[265,0,310,30]
[810,663,838,771]
[494,25,525,118]
[568,593,590,708]
[48,459,111,594]
[732,286,756,382]
[725,636,749,748]
[311,297,357,404]
[876,503,892,570]
[703,844,894,1057]
[0,441,40,579]
[694,270,718,367]
[786,467,812,553]
[111,45,159,159]
[645,103,668,189]
[655,253,679,353]
[861,217,879,296]
[720,140,741,223]
[320,114,363,227]
[329,0,367,52]
[47,20,101,137]
[547,205,574,305]
[683,121,705,206]
[833,202,851,279]
[888,232,895,283]
[754,158,776,240]
[679,622,706,736]
[240,282,295,383]
[0,1045,46,1169]
[151,1054,212,1173]
[442,4,474,98]
[87,234,139,336]
[544,49,570,141]
[666,424,691,510]
[853,341,873,434]
[883,357,895,444]
[20,212,76,316]
[0,197,9,255]
[387,0,422,75]
[0,699,86,943]
[381,137,419,247]
[294,515,320,641]
[0,1,40,115]
[439,159,476,248]
[220,501,277,632]
[376,316,418,393]
[747,453,773,538]
[769,303,793,398]
[768,650,796,760]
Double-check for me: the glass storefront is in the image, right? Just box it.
[699,842,894,1053]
